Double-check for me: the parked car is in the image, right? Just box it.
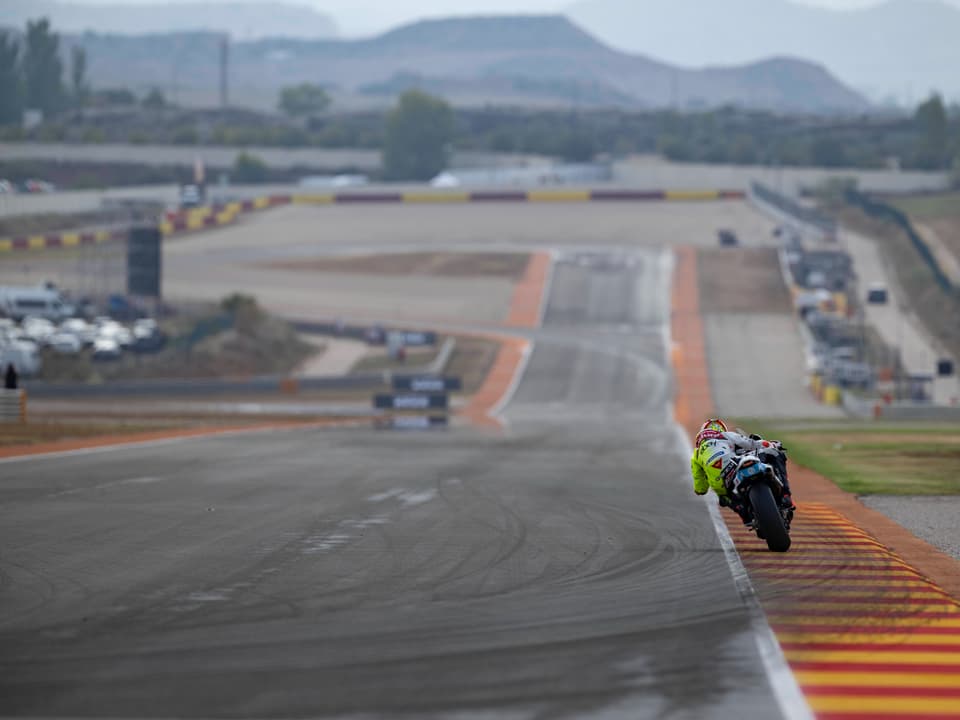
[92,338,122,361]
[96,321,133,349]
[717,229,739,247]
[59,318,97,346]
[866,283,888,305]
[22,317,57,343]
[107,294,146,321]
[132,322,165,353]
[47,332,83,355]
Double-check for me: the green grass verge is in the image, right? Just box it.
[733,419,960,496]
[889,192,960,221]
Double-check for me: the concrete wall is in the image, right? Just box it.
[0,143,546,173]
[614,155,949,194]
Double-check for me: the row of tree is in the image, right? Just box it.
[0,19,90,124]
[1,17,957,182]
[379,91,960,179]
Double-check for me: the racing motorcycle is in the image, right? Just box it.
[724,446,793,552]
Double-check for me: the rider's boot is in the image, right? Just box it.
[721,495,752,525]
[780,475,796,511]
[776,457,796,511]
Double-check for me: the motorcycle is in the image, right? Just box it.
[724,448,793,552]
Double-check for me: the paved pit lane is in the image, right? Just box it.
[0,250,790,719]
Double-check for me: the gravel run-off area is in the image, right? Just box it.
[860,495,960,562]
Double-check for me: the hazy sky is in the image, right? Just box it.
[57,0,960,35]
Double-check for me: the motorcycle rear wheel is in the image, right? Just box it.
[749,484,791,552]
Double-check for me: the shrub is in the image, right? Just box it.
[232,152,268,184]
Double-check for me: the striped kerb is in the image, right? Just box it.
[0,190,746,252]
[401,192,471,203]
[526,190,592,202]
[725,502,960,719]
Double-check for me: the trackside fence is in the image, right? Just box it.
[844,189,956,295]
[751,182,837,239]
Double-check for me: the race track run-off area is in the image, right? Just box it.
[1,222,959,718]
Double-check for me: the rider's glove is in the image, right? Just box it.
[694,490,707,496]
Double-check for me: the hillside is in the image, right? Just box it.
[2,0,338,39]
[566,0,960,102]
[64,15,867,113]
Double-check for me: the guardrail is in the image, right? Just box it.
[0,389,27,422]
[750,182,837,240]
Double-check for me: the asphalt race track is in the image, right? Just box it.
[0,250,787,718]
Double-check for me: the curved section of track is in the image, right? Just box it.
[0,249,784,718]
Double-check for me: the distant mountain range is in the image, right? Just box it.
[566,0,960,102]
[2,0,338,40]
[60,15,867,114]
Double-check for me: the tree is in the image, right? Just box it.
[914,93,948,169]
[558,129,597,163]
[278,83,330,118]
[811,136,848,168]
[232,152,268,183]
[23,18,65,116]
[94,87,136,107]
[142,88,167,110]
[70,45,89,109]
[382,90,454,181]
[0,31,22,125]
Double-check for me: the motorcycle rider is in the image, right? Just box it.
[690,418,795,524]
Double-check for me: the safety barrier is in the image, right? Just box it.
[0,228,125,253]
[751,182,836,239]
[0,389,27,422]
[0,189,746,254]
[845,189,955,294]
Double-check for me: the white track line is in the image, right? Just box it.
[669,242,813,720]
[490,249,554,424]
[536,249,558,328]
[674,427,812,720]
[490,339,533,425]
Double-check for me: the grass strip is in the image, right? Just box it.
[734,419,960,496]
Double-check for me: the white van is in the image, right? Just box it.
[0,340,41,376]
[0,286,74,322]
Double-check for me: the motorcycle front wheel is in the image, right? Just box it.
[749,484,791,552]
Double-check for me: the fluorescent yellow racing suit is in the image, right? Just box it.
[691,431,761,498]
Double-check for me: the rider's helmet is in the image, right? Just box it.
[694,418,728,448]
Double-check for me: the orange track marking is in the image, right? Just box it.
[460,250,552,428]
[506,252,551,329]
